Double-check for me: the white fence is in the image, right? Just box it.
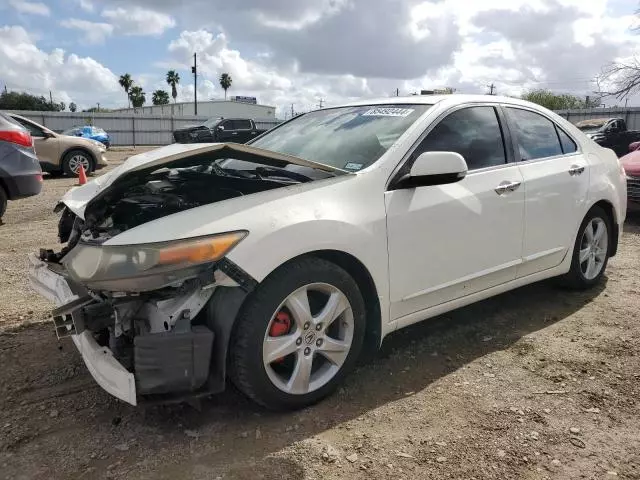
[555,107,640,130]
[2,110,281,146]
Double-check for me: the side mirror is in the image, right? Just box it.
[217,125,225,131]
[43,131,55,138]
[392,151,468,190]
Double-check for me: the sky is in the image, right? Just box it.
[0,0,638,116]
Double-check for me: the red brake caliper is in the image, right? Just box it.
[269,311,292,363]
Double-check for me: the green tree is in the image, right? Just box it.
[152,89,170,105]
[166,70,180,103]
[521,89,598,110]
[59,102,66,112]
[69,102,77,112]
[128,86,146,108]
[219,73,232,99]
[0,91,64,111]
[119,73,133,108]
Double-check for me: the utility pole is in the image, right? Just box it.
[396,88,399,97]
[318,98,324,109]
[192,52,198,115]
[49,90,53,105]
[291,104,294,118]
[97,102,100,112]
[487,83,496,95]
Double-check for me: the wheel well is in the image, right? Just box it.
[591,200,618,257]
[61,147,96,169]
[305,250,382,357]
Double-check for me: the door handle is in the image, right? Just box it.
[494,180,521,195]
[231,132,238,135]
[568,165,585,176]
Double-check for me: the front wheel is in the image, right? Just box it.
[229,257,366,410]
[62,150,93,177]
[560,206,611,289]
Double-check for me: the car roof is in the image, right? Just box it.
[334,95,557,112]
[0,112,28,131]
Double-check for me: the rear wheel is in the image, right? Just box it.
[0,186,7,219]
[62,150,93,177]
[229,257,366,410]
[559,206,611,289]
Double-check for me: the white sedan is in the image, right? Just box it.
[29,95,627,409]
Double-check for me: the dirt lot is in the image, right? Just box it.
[0,149,639,480]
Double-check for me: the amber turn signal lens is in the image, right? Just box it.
[157,232,246,266]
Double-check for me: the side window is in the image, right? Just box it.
[556,127,577,154]
[235,120,252,130]
[506,108,563,161]
[219,120,233,130]
[415,106,506,170]
[14,118,43,137]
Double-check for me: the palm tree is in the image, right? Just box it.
[219,73,232,100]
[152,89,170,105]
[128,85,146,108]
[166,70,180,103]
[119,73,133,108]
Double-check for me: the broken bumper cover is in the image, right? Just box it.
[28,253,137,406]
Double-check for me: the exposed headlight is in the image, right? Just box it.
[63,231,247,292]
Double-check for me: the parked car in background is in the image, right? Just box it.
[7,114,108,177]
[620,141,640,212]
[29,96,626,409]
[0,112,42,218]
[173,117,266,144]
[63,125,111,148]
[575,118,640,157]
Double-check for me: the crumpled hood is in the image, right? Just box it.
[621,150,640,176]
[59,142,347,218]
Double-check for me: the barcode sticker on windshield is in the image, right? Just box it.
[362,107,414,117]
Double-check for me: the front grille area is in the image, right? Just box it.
[628,175,640,202]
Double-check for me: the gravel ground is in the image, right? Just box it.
[0,150,639,479]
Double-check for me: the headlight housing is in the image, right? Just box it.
[63,231,247,292]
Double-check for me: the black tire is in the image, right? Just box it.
[62,150,94,177]
[0,185,7,219]
[229,257,366,410]
[559,205,612,289]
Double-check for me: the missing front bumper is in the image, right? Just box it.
[28,253,218,406]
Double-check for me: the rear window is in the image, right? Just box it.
[506,108,563,161]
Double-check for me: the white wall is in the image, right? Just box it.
[3,110,280,146]
[114,100,276,119]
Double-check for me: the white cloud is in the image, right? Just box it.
[60,19,114,44]
[0,25,121,109]
[9,0,50,16]
[77,0,95,12]
[101,6,176,36]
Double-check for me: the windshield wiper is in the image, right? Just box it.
[253,166,315,183]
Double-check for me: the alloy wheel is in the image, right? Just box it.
[68,154,90,174]
[579,217,608,280]
[262,283,354,395]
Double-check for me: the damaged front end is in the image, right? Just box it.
[28,143,343,405]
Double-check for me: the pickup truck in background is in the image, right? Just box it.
[173,117,266,144]
[575,117,640,157]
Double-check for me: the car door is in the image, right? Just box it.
[12,116,59,167]
[233,119,253,143]
[385,105,525,321]
[504,106,589,277]
[215,120,238,142]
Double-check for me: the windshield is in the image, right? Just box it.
[62,126,81,135]
[251,104,432,171]
[203,117,223,128]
